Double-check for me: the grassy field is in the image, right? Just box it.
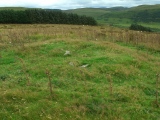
[0,24,160,120]
[107,22,160,32]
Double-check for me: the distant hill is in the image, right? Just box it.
[0,7,40,11]
[105,7,129,11]
[64,4,160,31]
[64,8,109,18]
[129,4,160,11]
[0,5,160,31]
[0,7,63,12]
[1,5,159,24]
[0,7,25,10]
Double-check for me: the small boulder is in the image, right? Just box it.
[69,62,74,66]
[64,50,71,56]
[81,64,89,68]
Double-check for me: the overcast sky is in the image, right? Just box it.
[0,0,159,10]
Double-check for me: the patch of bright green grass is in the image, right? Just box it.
[0,26,160,120]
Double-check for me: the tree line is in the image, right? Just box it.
[0,9,97,25]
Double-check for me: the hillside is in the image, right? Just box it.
[64,4,160,22]
[64,8,109,18]
[64,4,160,31]
[0,24,160,119]
[0,7,60,11]
[0,7,40,11]
[0,5,160,31]
[130,4,160,11]
[100,5,160,23]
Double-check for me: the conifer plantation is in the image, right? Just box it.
[0,9,97,25]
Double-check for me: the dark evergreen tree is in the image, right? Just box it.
[0,9,97,25]
[129,24,152,32]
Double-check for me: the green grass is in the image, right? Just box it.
[0,24,160,120]
[111,22,160,32]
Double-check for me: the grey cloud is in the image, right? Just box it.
[0,0,159,10]
[58,0,160,9]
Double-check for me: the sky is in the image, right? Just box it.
[0,0,159,10]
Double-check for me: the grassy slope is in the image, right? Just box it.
[0,24,160,120]
[64,7,129,18]
[64,5,160,31]
[130,4,160,11]
[65,8,109,18]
